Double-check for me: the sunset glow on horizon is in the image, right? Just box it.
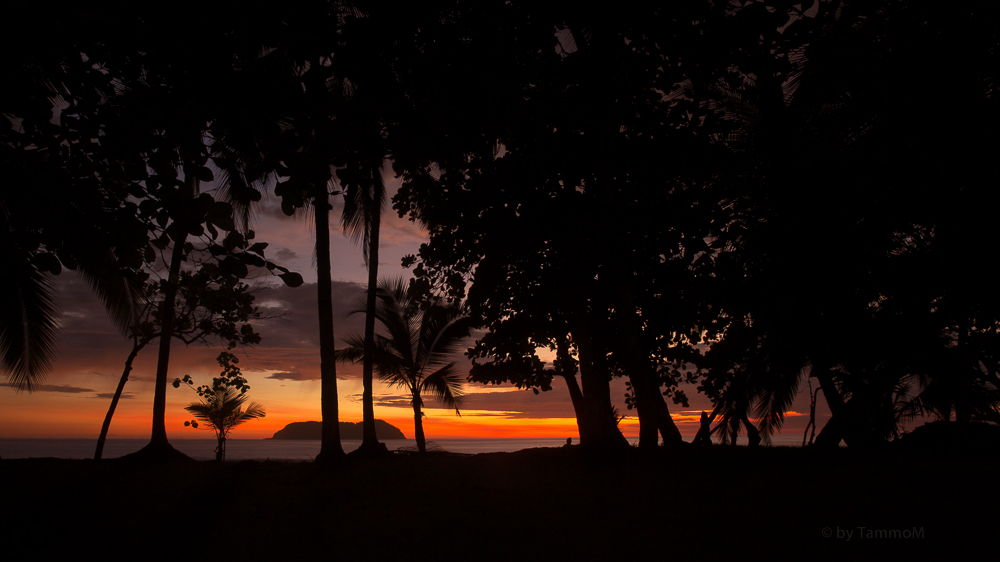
[0,191,825,444]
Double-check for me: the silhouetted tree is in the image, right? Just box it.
[1,5,152,391]
[336,278,473,453]
[2,4,303,461]
[94,267,267,460]
[340,144,391,457]
[391,3,726,449]
[266,2,422,462]
[699,0,1000,446]
[179,352,265,462]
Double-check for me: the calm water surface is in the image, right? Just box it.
[0,434,806,460]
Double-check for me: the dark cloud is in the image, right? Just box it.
[94,392,134,400]
[264,371,314,381]
[456,387,576,418]
[373,396,415,408]
[346,393,414,408]
[242,282,370,375]
[344,387,575,417]
[2,383,95,394]
[258,197,306,221]
[275,248,299,261]
[460,411,524,417]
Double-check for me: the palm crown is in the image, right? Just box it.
[185,387,265,461]
[336,277,473,452]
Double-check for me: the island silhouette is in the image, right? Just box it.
[270,420,405,440]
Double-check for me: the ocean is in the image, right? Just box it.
[0,433,808,460]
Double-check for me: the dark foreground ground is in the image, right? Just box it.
[2,445,995,560]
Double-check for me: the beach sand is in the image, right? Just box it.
[2,445,992,560]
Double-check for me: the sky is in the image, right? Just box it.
[0,176,823,443]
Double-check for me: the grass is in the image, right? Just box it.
[2,445,994,560]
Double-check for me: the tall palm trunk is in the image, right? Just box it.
[361,203,381,449]
[149,225,187,448]
[314,187,345,463]
[412,393,426,454]
[342,161,387,455]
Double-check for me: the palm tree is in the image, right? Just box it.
[336,278,473,454]
[1,30,148,393]
[184,387,265,462]
[341,154,389,455]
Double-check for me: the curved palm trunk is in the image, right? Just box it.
[314,189,345,463]
[360,204,382,450]
[94,337,148,460]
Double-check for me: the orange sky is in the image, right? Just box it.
[0,180,825,444]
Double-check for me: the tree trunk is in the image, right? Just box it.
[149,228,186,448]
[742,413,761,447]
[555,335,591,443]
[654,393,684,446]
[360,199,381,450]
[560,371,592,443]
[95,338,147,460]
[632,372,660,449]
[575,326,629,449]
[615,286,683,448]
[628,367,685,449]
[413,395,426,454]
[814,366,872,449]
[314,187,345,463]
[814,414,844,448]
[692,411,713,446]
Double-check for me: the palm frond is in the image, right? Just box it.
[210,120,279,233]
[338,328,409,388]
[753,360,808,445]
[339,331,407,372]
[73,247,145,337]
[418,306,474,372]
[334,330,369,364]
[0,259,59,392]
[341,160,387,263]
[710,397,744,445]
[374,277,416,367]
[185,387,265,434]
[421,362,465,415]
[233,401,266,426]
[334,345,366,365]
